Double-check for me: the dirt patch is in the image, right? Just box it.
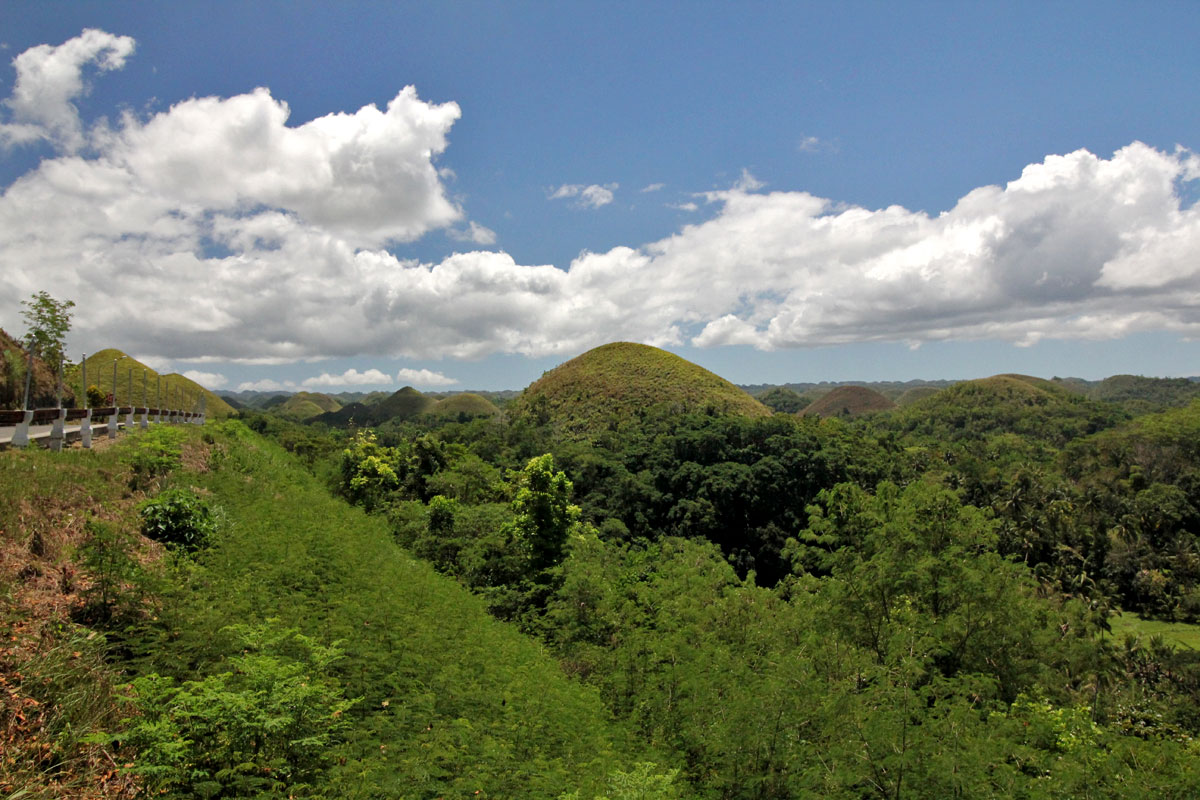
[0,458,144,798]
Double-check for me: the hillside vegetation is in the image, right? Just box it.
[890,373,1126,445]
[1,327,75,408]
[513,342,770,434]
[1,422,655,798]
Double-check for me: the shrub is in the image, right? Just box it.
[116,624,356,799]
[77,518,144,625]
[86,384,105,407]
[139,488,215,551]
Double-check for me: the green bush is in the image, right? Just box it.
[117,624,356,799]
[139,487,215,551]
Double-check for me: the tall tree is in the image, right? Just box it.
[20,290,75,366]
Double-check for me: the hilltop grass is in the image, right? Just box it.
[426,392,501,419]
[514,341,770,434]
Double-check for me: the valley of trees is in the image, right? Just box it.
[5,341,1200,798]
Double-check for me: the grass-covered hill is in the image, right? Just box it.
[315,386,436,427]
[1080,374,1200,413]
[426,392,501,420]
[1,327,75,409]
[274,391,341,421]
[802,385,896,418]
[72,349,235,417]
[891,373,1126,445]
[513,341,771,433]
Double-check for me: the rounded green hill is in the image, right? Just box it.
[427,393,501,420]
[802,385,896,418]
[892,373,1125,444]
[514,342,770,433]
[73,348,235,417]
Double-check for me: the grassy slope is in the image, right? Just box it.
[153,423,638,796]
[72,349,235,417]
[515,342,770,434]
[1,423,645,797]
[1109,612,1200,651]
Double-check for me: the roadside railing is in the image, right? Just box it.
[0,405,206,451]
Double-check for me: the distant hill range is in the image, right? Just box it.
[213,344,1200,430]
[261,386,506,427]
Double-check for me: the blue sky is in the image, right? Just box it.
[1,2,1199,392]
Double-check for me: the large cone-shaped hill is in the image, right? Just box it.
[514,342,770,433]
[73,349,235,417]
[802,385,896,418]
[891,373,1125,445]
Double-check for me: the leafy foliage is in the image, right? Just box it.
[139,487,216,551]
[117,624,356,799]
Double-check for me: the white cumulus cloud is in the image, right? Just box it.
[396,368,458,387]
[3,30,1200,368]
[302,368,393,387]
[236,378,296,392]
[1,28,135,151]
[181,370,228,389]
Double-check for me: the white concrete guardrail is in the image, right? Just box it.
[0,405,206,451]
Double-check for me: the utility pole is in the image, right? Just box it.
[112,355,127,404]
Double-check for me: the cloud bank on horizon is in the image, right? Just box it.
[3,30,1200,378]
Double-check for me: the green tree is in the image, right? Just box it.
[20,290,75,366]
[509,453,581,574]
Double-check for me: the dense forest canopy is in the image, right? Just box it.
[6,342,1200,798]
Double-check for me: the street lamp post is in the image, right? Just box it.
[110,355,127,439]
